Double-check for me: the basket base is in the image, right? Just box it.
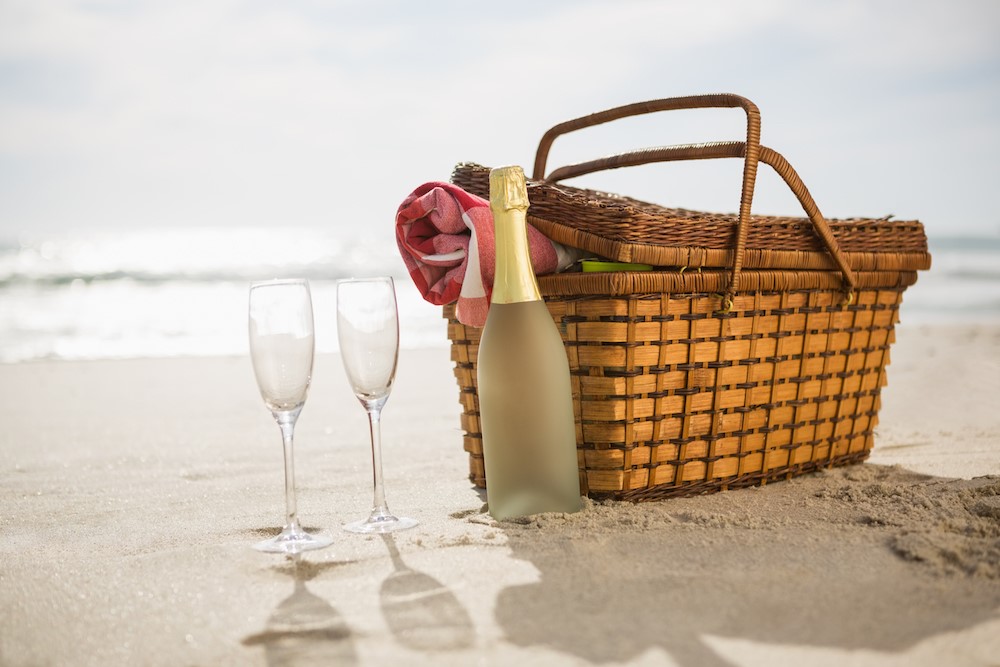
[466,450,870,502]
[609,450,870,502]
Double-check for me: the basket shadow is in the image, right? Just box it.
[492,464,1000,667]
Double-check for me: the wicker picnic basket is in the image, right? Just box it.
[445,94,931,501]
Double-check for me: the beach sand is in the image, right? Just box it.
[1,322,999,666]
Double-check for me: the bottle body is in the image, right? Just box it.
[478,300,582,519]
[477,165,582,520]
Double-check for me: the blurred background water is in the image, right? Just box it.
[0,227,996,363]
[0,227,443,362]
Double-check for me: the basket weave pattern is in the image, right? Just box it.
[447,285,902,500]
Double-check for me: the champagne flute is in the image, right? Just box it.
[249,279,332,553]
[337,277,417,533]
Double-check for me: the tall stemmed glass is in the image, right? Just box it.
[249,279,333,553]
[337,277,417,533]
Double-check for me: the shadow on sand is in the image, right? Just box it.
[492,465,1000,666]
[243,555,358,666]
[378,533,475,651]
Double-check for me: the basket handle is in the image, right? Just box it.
[545,141,857,297]
[532,94,764,305]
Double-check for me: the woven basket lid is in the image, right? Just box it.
[451,162,930,274]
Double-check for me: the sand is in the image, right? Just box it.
[1,323,999,666]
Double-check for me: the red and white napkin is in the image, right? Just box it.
[395,182,579,327]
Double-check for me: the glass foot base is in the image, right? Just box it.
[344,510,418,534]
[254,525,333,554]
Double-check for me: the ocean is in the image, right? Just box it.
[1,228,997,364]
[0,227,444,364]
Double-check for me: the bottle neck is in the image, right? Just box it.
[491,207,541,304]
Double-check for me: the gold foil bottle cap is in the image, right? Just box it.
[489,166,529,212]
[488,164,539,305]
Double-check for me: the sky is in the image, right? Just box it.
[1,0,999,240]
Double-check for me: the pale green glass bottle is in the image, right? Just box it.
[476,165,583,520]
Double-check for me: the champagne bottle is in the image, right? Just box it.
[477,165,583,520]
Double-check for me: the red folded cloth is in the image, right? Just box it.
[396,182,577,327]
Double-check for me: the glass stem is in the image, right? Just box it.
[278,415,301,532]
[367,406,389,514]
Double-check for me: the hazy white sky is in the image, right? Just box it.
[1,0,998,239]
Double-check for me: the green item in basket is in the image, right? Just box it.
[580,260,655,272]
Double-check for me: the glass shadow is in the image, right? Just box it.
[379,533,475,651]
[243,555,358,666]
